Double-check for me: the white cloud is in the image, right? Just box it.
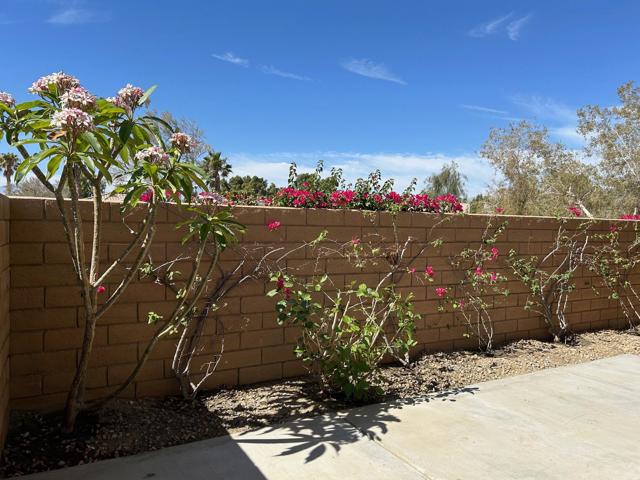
[228,151,491,196]
[211,52,250,68]
[468,13,513,38]
[510,94,583,145]
[259,65,310,81]
[507,14,532,41]
[340,59,406,85]
[47,8,103,25]
[460,104,509,115]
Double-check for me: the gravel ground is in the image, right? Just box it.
[2,329,639,477]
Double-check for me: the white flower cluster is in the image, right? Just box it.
[29,72,80,95]
[60,87,96,111]
[170,132,196,154]
[108,84,148,114]
[51,108,94,134]
[135,146,170,166]
[0,91,15,107]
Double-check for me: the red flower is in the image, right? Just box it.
[267,220,282,231]
[490,247,499,261]
[140,190,153,202]
[276,277,285,290]
[351,237,361,245]
[96,285,106,294]
[284,287,292,300]
[495,207,505,214]
[490,272,498,282]
[425,265,434,277]
[567,205,582,217]
[435,287,447,298]
[475,266,483,276]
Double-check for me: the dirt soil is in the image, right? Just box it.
[2,329,639,477]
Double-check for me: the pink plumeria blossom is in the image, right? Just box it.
[171,132,196,154]
[435,287,447,298]
[490,247,499,261]
[495,207,505,214]
[135,146,170,166]
[567,205,582,217]
[60,86,96,111]
[425,265,434,277]
[0,91,15,107]
[140,190,153,202]
[96,285,106,294]
[108,84,147,114]
[267,220,282,231]
[29,72,80,95]
[51,108,94,134]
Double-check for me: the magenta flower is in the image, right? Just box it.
[408,267,416,274]
[276,277,285,290]
[267,220,282,231]
[425,265,434,277]
[435,287,447,298]
[96,285,106,294]
[490,272,498,282]
[490,247,499,261]
[459,299,465,310]
[475,266,483,276]
[140,190,153,202]
[351,237,361,245]
[495,207,505,214]
[567,205,582,217]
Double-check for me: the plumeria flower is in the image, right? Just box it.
[490,247,499,261]
[51,108,94,134]
[135,146,170,166]
[29,72,80,95]
[60,87,96,111]
[171,132,196,154]
[435,287,447,298]
[425,265,434,278]
[0,91,15,107]
[267,220,282,231]
[96,285,106,294]
[108,84,147,114]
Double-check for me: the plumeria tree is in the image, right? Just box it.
[0,73,242,431]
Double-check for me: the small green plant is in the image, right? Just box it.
[268,273,418,401]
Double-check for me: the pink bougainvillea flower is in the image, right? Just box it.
[408,267,416,274]
[495,207,505,214]
[490,272,498,282]
[475,266,483,276]
[96,285,106,294]
[567,205,582,217]
[619,214,640,221]
[435,287,447,298]
[267,220,282,231]
[284,287,292,300]
[140,190,153,202]
[351,237,361,245]
[490,247,499,261]
[425,265,434,277]
[276,277,285,290]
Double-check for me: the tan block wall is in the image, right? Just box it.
[0,195,11,451]
[7,197,627,410]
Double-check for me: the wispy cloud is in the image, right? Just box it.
[460,104,509,115]
[47,7,104,25]
[507,14,532,40]
[260,65,310,81]
[341,58,406,85]
[211,52,250,68]
[229,151,491,196]
[468,13,513,38]
[510,94,582,144]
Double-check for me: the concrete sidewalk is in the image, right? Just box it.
[23,355,640,479]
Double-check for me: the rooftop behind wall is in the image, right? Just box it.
[4,197,629,413]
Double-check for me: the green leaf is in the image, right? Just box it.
[138,85,157,106]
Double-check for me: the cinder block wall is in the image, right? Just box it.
[0,195,11,451]
[7,197,627,410]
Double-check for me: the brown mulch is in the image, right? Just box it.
[2,329,640,477]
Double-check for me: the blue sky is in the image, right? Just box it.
[2,0,640,194]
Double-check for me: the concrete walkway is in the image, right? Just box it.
[24,355,640,479]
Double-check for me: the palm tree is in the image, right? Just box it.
[423,161,468,200]
[0,152,18,195]
[201,150,232,193]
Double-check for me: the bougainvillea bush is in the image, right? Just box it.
[0,73,244,430]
